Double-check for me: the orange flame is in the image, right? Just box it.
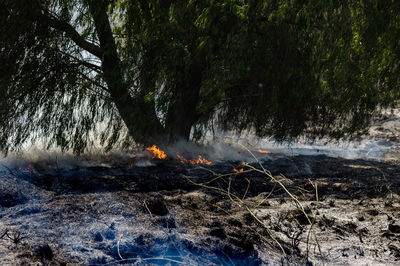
[233,168,244,173]
[146,145,167,159]
[192,155,213,165]
[19,165,40,175]
[176,154,213,165]
[176,154,188,164]
[256,149,271,154]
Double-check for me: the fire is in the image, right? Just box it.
[256,149,271,154]
[176,154,190,164]
[18,165,40,175]
[146,145,167,159]
[191,155,213,165]
[233,168,244,173]
[176,154,213,165]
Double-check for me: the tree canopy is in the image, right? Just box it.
[1,0,400,154]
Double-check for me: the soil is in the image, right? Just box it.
[0,153,399,265]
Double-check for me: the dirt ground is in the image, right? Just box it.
[0,152,399,265]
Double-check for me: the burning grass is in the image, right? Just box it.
[145,145,167,159]
[145,145,214,166]
[255,149,271,154]
[176,154,213,165]
[233,168,244,173]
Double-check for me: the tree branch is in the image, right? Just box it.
[76,71,110,94]
[37,11,104,58]
[57,50,102,73]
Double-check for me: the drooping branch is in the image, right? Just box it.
[68,59,102,74]
[75,71,110,96]
[36,11,104,58]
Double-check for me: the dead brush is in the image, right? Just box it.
[181,144,324,264]
[0,228,26,248]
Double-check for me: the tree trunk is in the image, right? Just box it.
[87,1,164,145]
[165,52,205,141]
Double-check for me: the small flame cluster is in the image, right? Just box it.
[256,149,271,154]
[145,145,167,159]
[145,144,213,165]
[18,165,40,175]
[233,168,244,173]
[176,154,213,165]
[145,145,270,165]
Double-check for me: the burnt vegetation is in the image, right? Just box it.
[0,153,399,263]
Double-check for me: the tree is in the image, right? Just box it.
[1,0,399,154]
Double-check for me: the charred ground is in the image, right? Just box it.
[0,154,399,265]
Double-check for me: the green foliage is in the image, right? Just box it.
[1,0,400,154]
[0,0,123,154]
[124,0,400,141]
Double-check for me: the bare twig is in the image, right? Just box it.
[143,200,153,219]
[117,235,124,261]
[0,228,8,239]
